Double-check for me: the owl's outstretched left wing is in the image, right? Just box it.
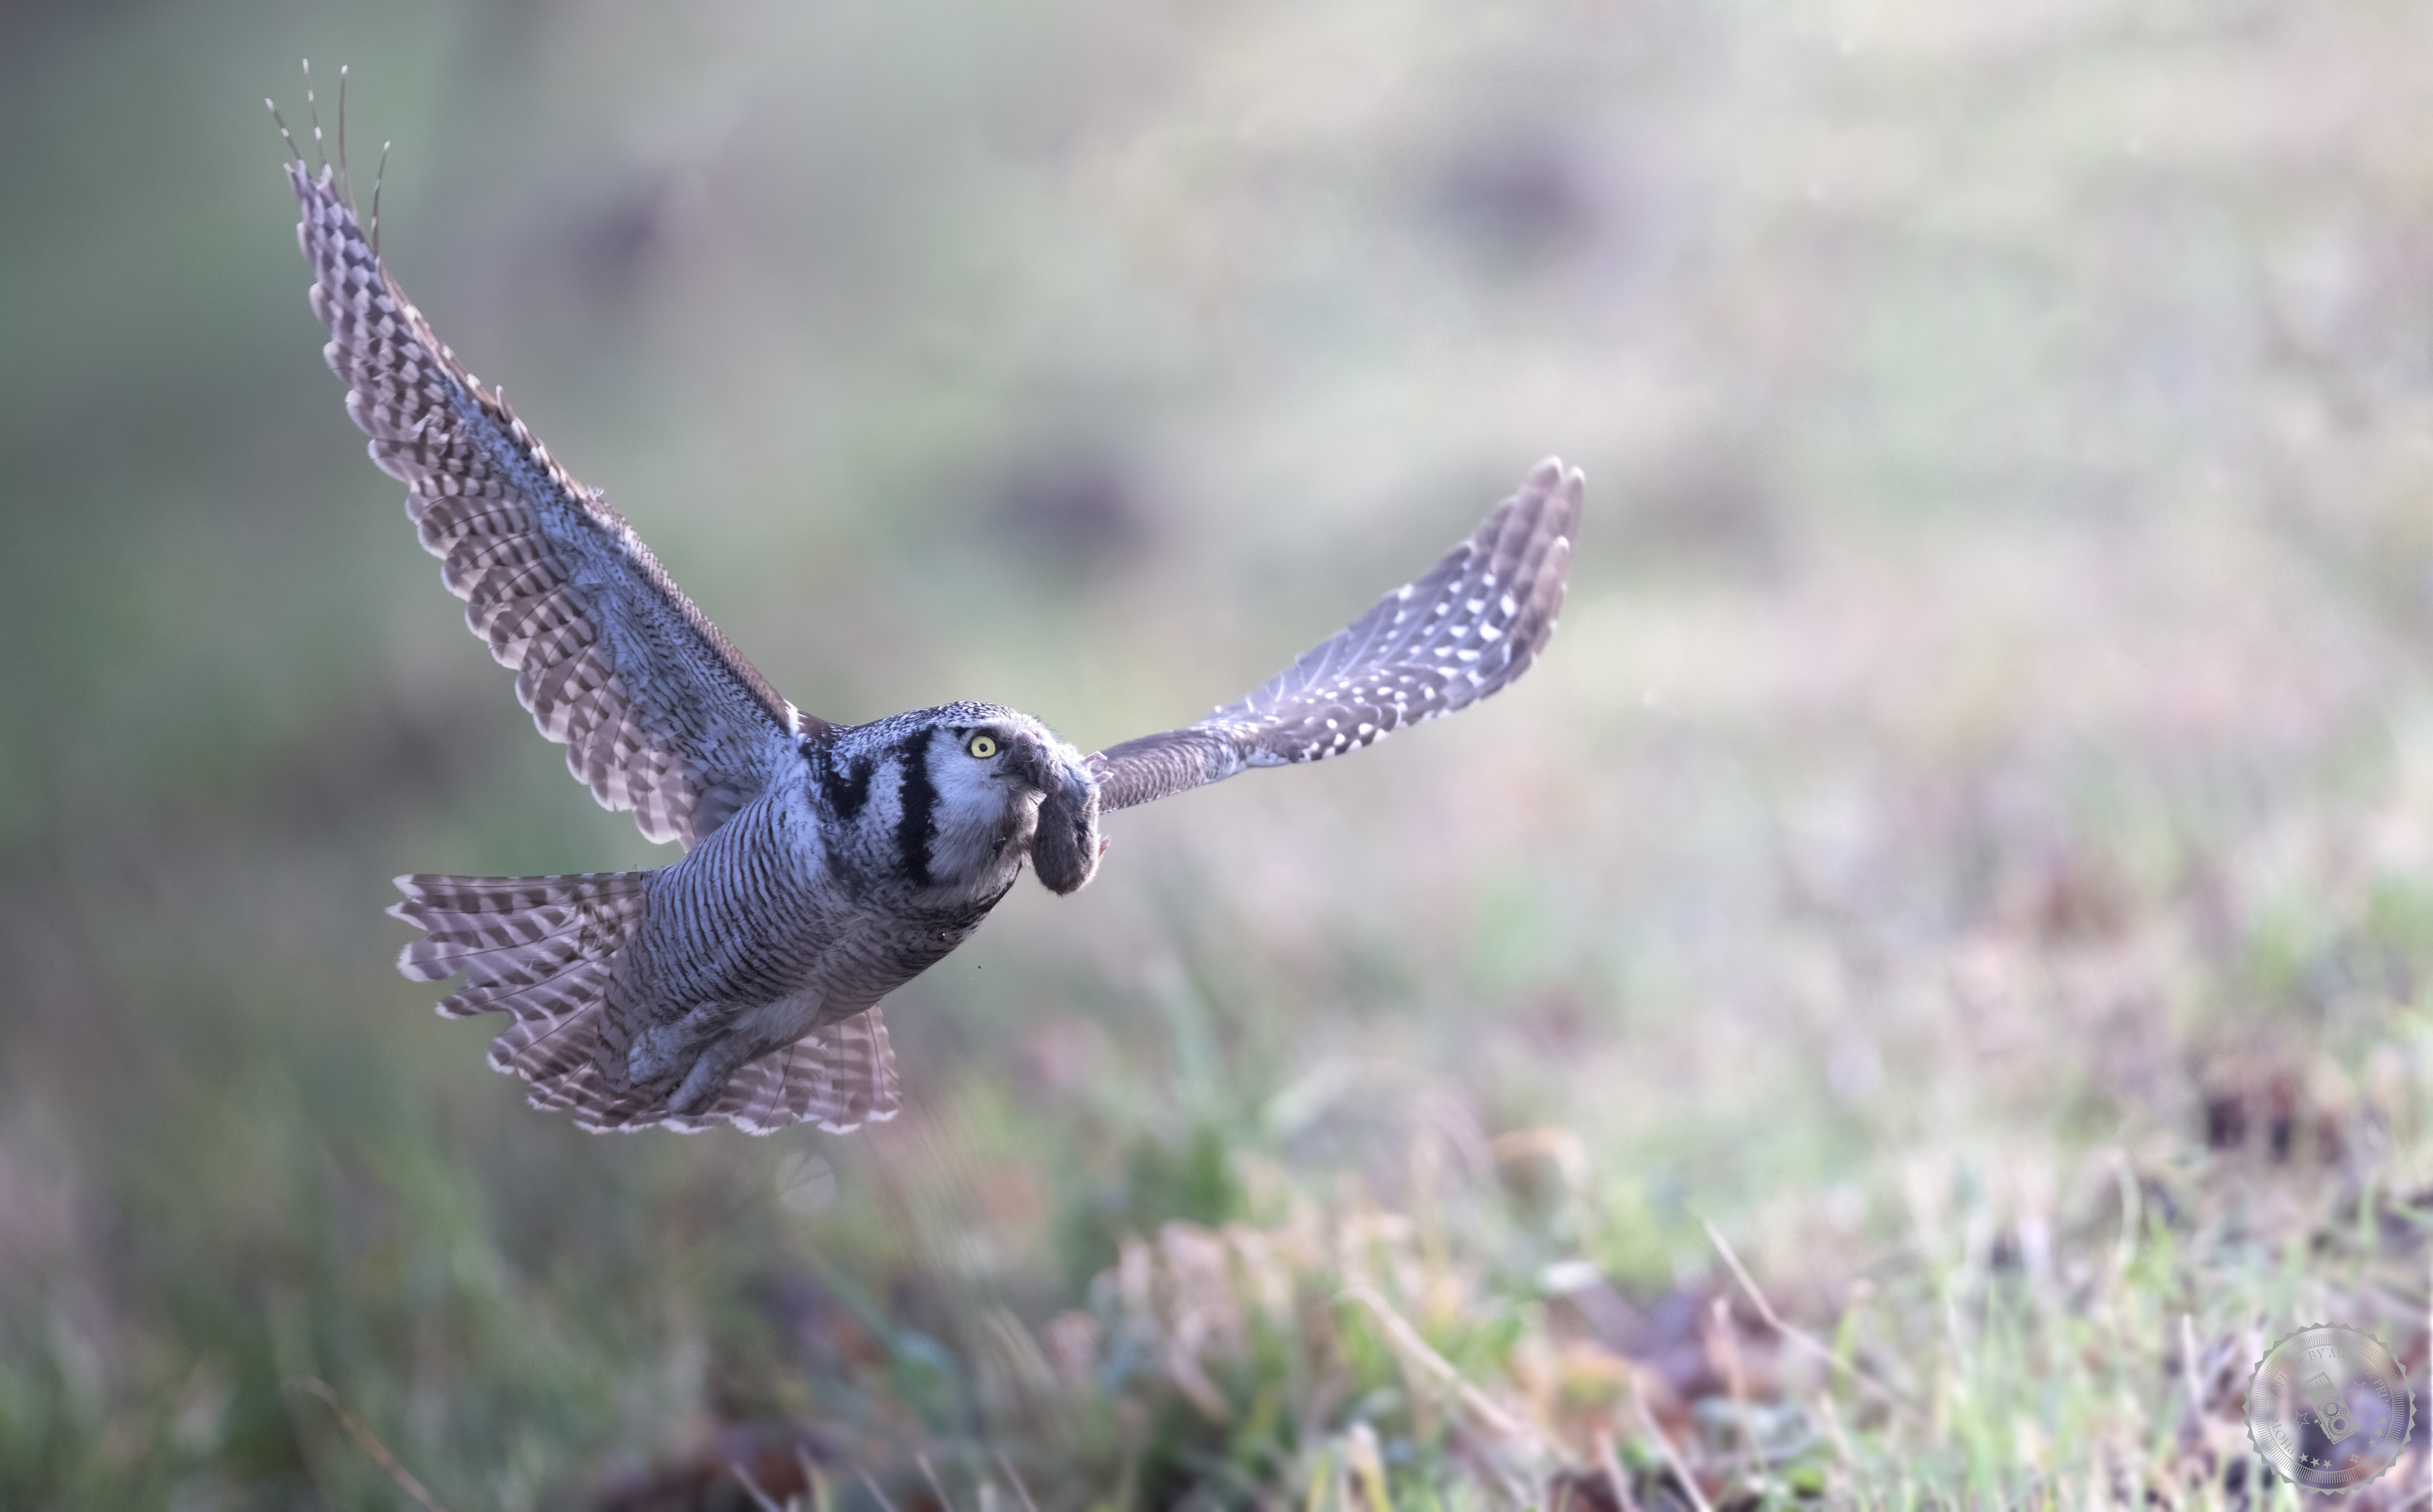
[1088,458,1581,812]
[291,162,820,849]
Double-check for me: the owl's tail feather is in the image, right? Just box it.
[391,872,650,1013]
[389,871,651,1092]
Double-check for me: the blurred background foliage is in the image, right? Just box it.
[10,0,2433,1506]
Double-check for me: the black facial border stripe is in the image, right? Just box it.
[893,730,939,887]
[819,750,876,823]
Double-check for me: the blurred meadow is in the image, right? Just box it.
[11,0,2433,1505]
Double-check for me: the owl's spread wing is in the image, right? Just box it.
[292,163,818,849]
[1089,457,1581,811]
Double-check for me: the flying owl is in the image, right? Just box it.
[284,146,1581,1136]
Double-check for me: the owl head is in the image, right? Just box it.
[820,702,1101,896]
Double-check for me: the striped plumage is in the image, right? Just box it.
[286,136,1582,1136]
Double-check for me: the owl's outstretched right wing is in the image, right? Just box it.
[291,162,819,849]
[1088,458,1582,812]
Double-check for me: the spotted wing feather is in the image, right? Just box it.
[1090,458,1581,811]
[291,163,819,848]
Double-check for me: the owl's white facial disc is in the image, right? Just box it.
[917,721,1041,888]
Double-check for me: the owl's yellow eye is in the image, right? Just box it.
[967,733,999,759]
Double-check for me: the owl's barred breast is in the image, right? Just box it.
[601,718,1050,1102]
[622,769,847,1013]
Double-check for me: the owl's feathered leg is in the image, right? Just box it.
[529,1006,902,1135]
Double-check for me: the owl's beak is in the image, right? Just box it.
[1004,732,1054,791]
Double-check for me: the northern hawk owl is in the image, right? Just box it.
[284,146,1580,1136]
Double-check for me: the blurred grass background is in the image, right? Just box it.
[10,0,2433,1505]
